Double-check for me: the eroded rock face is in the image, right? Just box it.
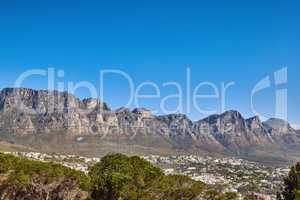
[0,88,80,114]
[194,111,250,151]
[0,88,111,135]
[0,88,299,153]
[263,118,297,135]
[194,110,299,152]
[132,108,153,119]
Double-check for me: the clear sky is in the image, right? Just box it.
[0,0,299,125]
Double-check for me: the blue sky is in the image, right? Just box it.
[0,0,299,125]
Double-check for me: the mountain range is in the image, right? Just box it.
[0,87,299,164]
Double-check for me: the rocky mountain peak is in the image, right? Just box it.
[81,98,110,111]
[263,118,296,135]
[246,116,263,130]
[115,107,130,114]
[264,118,290,128]
[0,87,81,113]
[247,115,261,122]
[132,108,153,118]
[0,87,299,156]
[220,110,244,120]
[158,114,191,124]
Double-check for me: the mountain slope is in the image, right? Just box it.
[0,88,299,161]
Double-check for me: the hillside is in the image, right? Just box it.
[0,153,241,200]
[0,153,90,200]
[0,140,34,152]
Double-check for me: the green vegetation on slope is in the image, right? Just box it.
[89,153,239,200]
[0,153,241,200]
[0,153,90,189]
[278,162,300,200]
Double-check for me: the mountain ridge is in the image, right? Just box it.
[0,87,299,161]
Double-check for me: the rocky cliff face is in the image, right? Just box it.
[262,118,300,148]
[0,88,112,135]
[0,88,299,154]
[263,118,298,136]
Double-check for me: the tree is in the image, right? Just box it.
[88,154,211,200]
[89,153,164,200]
[280,162,300,200]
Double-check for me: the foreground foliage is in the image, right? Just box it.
[0,153,90,199]
[0,153,90,189]
[89,153,239,200]
[277,162,300,200]
[0,153,240,199]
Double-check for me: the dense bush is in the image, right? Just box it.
[0,153,90,189]
[278,162,300,200]
[89,153,164,199]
